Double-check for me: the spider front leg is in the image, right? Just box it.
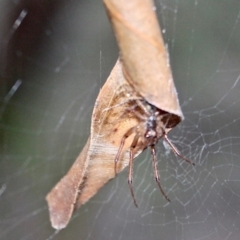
[163,132,195,166]
[128,134,139,208]
[151,145,171,202]
[114,126,136,175]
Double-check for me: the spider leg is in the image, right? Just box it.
[102,97,142,113]
[151,145,171,202]
[135,100,149,115]
[114,126,136,175]
[128,133,139,208]
[163,134,195,166]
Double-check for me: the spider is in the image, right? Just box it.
[114,99,195,207]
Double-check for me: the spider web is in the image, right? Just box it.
[1,0,240,240]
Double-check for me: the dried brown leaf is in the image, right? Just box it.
[46,0,189,230]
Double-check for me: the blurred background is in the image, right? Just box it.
[1,0,240,239]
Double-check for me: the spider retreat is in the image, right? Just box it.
[114,99,195,207]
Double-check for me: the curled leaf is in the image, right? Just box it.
[46,0,188,230]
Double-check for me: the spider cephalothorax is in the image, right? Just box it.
[114,99,194,207]
[142,102,164,145]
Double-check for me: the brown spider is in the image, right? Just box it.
[114,99,195,207]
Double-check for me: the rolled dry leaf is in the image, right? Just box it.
[103,0,183,126]
[46,0,188,230]
[46,60,144,229]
